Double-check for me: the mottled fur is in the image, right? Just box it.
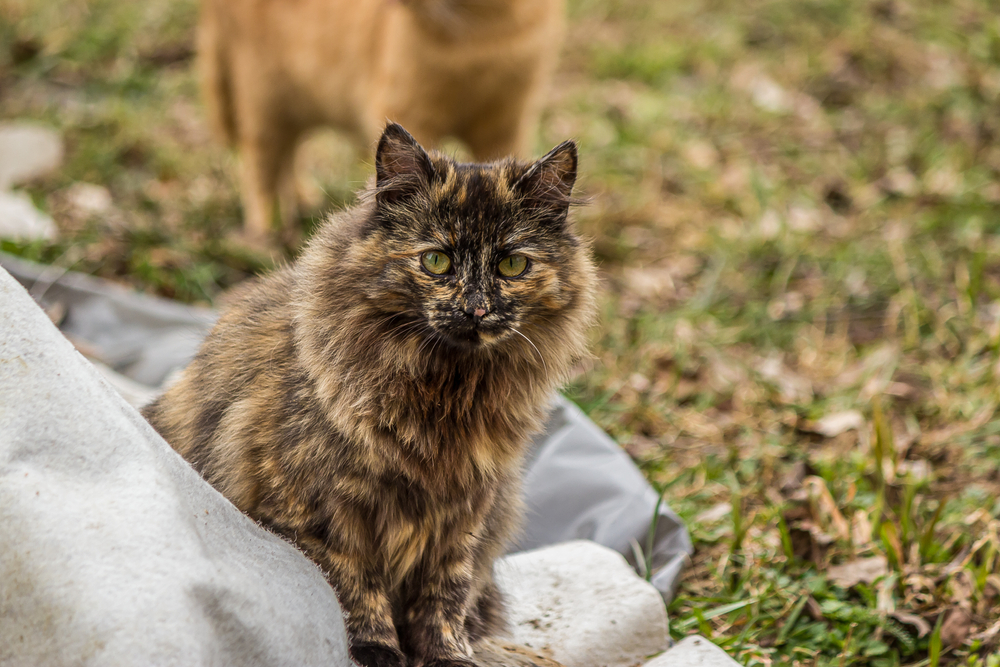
[198,0,566,239]
[144,124,596,667]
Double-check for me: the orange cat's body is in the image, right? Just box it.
[199,0,566,239]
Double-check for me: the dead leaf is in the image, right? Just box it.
[757,209,782,239]
[925,44,961,90]
[788,204,821,232]
[804,476,850,541]
[896,459,931,481]
[780,461,808,494]
[891,611,932,638]
[627,373,651,393]
[696,502,733,524]
[876,573,897,614]
[985,573,1000,598]
[972,617,1000,641]
[883,381,916,398]
[827,555,888,588]
[622,266,675,299]
[940,607,973,647]
[881,168,918,196]
[719,162,750,195]
[851,510,873,548]
[745,74,794,113]
[949,570,976,606]
[707,354,746,393]
[805,596,824,620]
[64,182,112,218]
[682,139,719,170]
[805,410,865,438]
[922,405,996,446]
[756,355,813,404]
[623,435,658,460]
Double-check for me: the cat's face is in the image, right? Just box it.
[363,124,583,352]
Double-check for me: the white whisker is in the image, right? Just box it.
[512,328,546,374]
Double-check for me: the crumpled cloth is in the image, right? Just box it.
[0,266,353,666]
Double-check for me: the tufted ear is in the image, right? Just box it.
[514,140,577,220]
[374,123,436,206]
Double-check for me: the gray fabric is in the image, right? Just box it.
[0,266,354,667]
[0,252,692,600]
[522,399,691,600]
[0,253,215,386]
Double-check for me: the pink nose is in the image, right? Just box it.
[473,308,487,317]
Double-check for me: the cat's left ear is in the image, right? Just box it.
[375,123,436,206]
[514,140,577,221]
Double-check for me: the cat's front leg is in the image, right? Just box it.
[400,543,479,667]
[302,540,406,667]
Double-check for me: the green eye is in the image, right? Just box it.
[421,251,452,275]
[498,254,528,277]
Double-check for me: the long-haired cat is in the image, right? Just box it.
[143,123,596,667]
[199,0,566,241]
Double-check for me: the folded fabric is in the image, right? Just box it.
[0,267,354,666]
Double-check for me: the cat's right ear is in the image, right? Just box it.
[514,140,578,222]
[374,123,435,206]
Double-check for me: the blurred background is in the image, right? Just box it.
[2,0,1000,662]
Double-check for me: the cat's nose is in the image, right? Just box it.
[463,304,488,320]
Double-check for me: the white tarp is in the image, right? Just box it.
[0,266,354,667]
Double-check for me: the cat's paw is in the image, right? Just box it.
[351,642,407,667]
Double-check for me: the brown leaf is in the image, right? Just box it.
[780,461,808,494]
[851,510,873,548]
[756,355,813,404]
[972,618,1000,642]
[621,266,675,299]
[622,435,658,460]
[827,556,888,588]
[804,410,865,438]
[804,476,850,541]
[949,569,976,606]
[805,596,824,620]
[940,607,973,647]
[707,354,746,393]
[922,405,995,447]
[696,502,733,524]
[891,611,932,638]
[681,139,719,170]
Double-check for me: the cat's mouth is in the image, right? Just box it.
[430,319,512,350]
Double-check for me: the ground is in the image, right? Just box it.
[1,0,999,664]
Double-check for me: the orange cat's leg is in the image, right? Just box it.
[236,124,299,243]
[275,147,300,244]
[225,43,301,243]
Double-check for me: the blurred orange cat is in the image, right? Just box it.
[199,0,566,240]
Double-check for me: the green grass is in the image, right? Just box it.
[3,0,1000,663]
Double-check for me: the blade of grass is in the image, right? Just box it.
[645,492,664,582]
[928,613,944,667]
[777,594,810,644]
[673,598,758,631]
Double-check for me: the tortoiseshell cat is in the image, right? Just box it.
[143,124,596,667]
